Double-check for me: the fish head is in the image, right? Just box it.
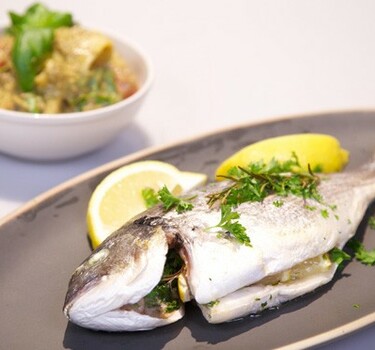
[63,216,176,330]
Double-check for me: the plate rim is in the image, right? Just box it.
[277,313,375,350]
[0,107,370,226]
[1,108,375,349]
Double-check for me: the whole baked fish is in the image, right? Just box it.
[63,163,375,331]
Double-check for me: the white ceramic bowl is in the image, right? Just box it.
[0,30,153,161]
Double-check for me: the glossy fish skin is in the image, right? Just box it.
[64,164,375,331]
[198,265,336,324]
[63,208,184,331]
[165,168,375,306]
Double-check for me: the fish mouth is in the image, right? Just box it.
[63,220,188,331]
[117,248,185,319]
[64,250,186,331]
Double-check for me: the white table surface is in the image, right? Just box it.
[1,0,375,348]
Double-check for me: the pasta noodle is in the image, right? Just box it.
[0,26,138,113]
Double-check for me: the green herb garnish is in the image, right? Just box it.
[141,187,160,208]
[321,209,329,219]
[206,300,220,308]
[273,199,284,207]
[158,186,194,213]
[368,216,375,230]
[206,154,323,246]
[141,185,195,213]
[305,205,317,211]
[329,247,351,268]
[210,205,250,246]
[7,3,73,91]
[144,284,180,313]
[161,250,184,280]
[348,239,375,266]
[144,250,183,314]
[207,153,321,208]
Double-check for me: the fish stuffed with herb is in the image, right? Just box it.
[63,155,375,331]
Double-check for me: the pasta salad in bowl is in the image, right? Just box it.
[0,3,153,160]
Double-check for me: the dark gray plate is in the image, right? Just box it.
[1,110,375,349]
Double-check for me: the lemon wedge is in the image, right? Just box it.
[216,133,349,179]
[87,160,207,248]
[177,274,192,303]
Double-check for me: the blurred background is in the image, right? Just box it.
[1,0,375,217]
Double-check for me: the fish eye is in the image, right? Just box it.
[87,248,109,266]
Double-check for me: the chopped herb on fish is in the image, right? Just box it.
[144,284,181,313]
[144,250,183,314]
[158,186,194,213]
[305,205,317,211]
[205,155,323,246]
[207,154,322,208]
[206,300,220,308]
[329,204,338,211]
[142,187,160,208]
[329,247,351,268]
[210,205,250,246]
[141,186,195,213]
[273,199,284,207]
[161,250,184,280]
[321,209,329,219]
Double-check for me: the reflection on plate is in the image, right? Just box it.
[1,110,375,349]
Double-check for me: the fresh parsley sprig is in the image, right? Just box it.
[330,238,375,268]
[205,153,329,246]
[141,186,194,214]
[158,186,194,213]
[141,187,160,208]
[348,239,375,266]
[144,250,183,314]
[329,247,351,269]
[210,205,251,246]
